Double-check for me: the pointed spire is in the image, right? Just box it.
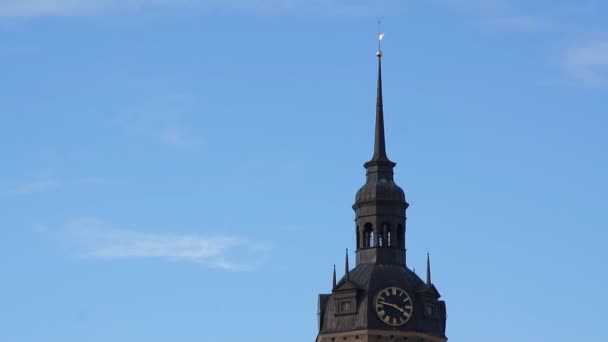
[372,50,388,162]
[366,33,394,166]
[426,252,432,285]
[345,248,350,281]
[332,264,337,290]
[367,33,394,166]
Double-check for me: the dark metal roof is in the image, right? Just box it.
[355,177,405,203]
[321,263,446,337]
[366,57,394,167]
[354,55,406,208]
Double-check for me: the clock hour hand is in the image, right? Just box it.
[378,301,405,313]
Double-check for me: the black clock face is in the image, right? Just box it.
[375,287,413,326]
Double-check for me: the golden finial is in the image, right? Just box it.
[377,19,384,58]
[377,33,384,57]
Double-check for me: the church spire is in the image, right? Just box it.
[316,29,449,342]
[426,253,432,285]
[353,32,407,266]
[367,33,393,166]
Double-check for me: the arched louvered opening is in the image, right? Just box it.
[382,222,389,247]
[363,223,373,248]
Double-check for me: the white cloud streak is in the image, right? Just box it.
[63,218,271,271]
[441,1,608,87]
[0,0,380,18]
[161,127,192,148]
[73,176,126,186]
[494,15,546,31]
[439,0,508,11]
[0,0,184,18]
[7,177,123,196]
[564,41,608,87]
[8,179,60,195]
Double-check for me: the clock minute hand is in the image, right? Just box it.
[379,301,405,313]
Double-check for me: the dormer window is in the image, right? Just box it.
[424,303,440,319]
[335,292,357,316]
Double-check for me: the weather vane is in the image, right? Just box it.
[377,19,384,58]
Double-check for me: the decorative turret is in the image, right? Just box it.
[353,33,409,266]
[344,249,350,281]
[332,265,337,290]
[427,252,432,285]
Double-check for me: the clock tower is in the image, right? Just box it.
[316,37,448,342]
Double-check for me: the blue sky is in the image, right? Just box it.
[1,0,607,341]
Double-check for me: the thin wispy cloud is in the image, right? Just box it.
[494,15,546,31]
[113,89,203,149]
[442,0,608,87]
[62,218,271,271]
[73,176,126,186]
[564,41,608,87]
[161,127,193,148]
[438,0,548,33]
[0,0,186,18]
[440,0,508,11]
[0,0,382,19]
[7,177,123,196]
[8,179,60,195]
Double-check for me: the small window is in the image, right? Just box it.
[424,303,438,319]
[335,297,357,315]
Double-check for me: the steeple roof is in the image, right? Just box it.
[366,56,395,167]
[355,46,406,208]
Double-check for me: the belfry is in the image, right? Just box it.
[316,35,448,342]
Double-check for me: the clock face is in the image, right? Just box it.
[375,287,413,326]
